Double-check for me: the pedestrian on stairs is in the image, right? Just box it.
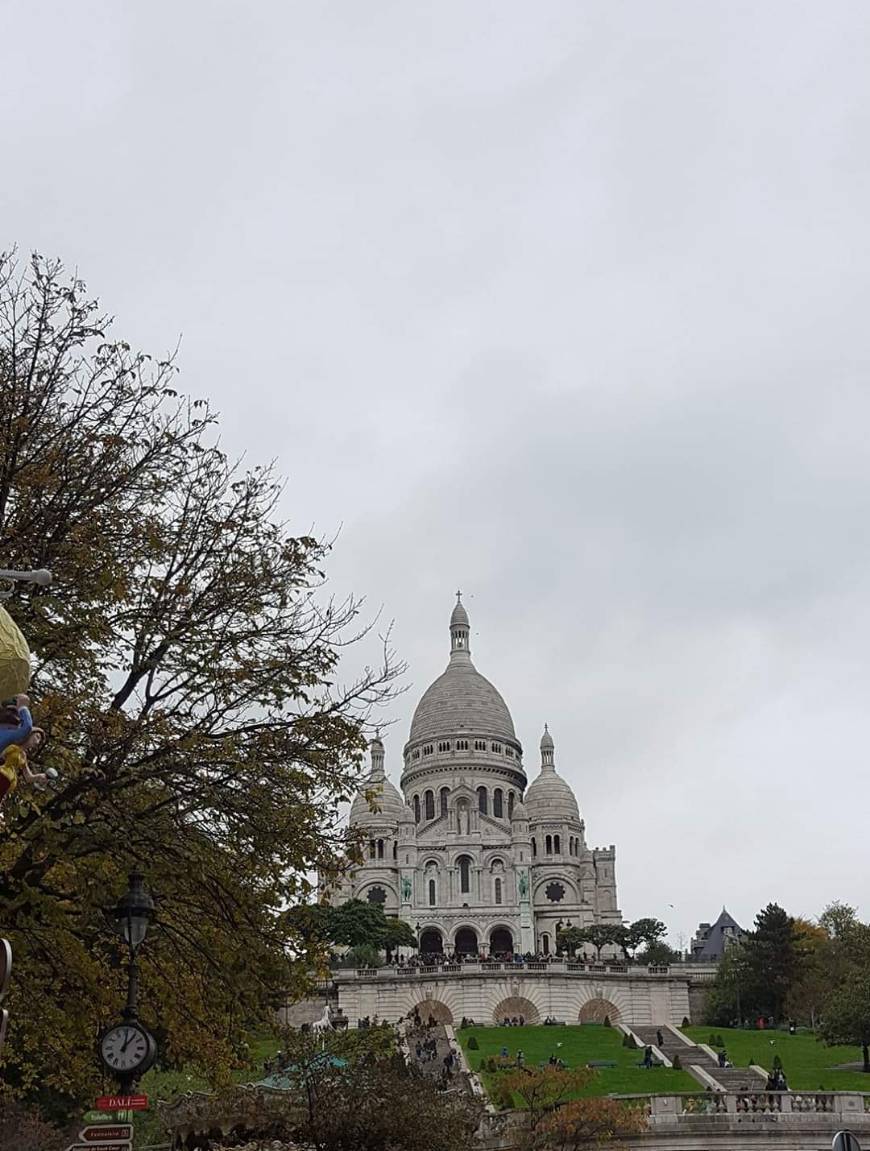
[656,1029,664,1048]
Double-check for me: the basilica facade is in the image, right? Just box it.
[335,596,622,958]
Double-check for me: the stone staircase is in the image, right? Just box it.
[632,1025,766,1092]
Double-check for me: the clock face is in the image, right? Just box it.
[100,1024,151,1073]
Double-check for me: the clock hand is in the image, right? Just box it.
[121,1028,133,1053]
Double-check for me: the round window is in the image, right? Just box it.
[545,882,565,903]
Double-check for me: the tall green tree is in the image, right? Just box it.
[821,969,870,1073]
[0,252,402,1111]
[740,903,801,1021]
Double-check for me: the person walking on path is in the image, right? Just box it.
[656,1028,664,1048]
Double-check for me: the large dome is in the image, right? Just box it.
[409,660,517,744]
[406,595,517,747]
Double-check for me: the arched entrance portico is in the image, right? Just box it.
[419,927,443,956]
[489,926,513,955]
[414,999,453,1024]
[492,996,540,1025]
[454,926,478,956]
[578,997,621,1024]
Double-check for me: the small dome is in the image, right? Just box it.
[349,776,405,825]
[349,739,405,826]
[525,726,580,821]
[525,772,580,820]
[510,799,528,821]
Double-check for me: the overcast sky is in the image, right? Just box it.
[4,1,870,947]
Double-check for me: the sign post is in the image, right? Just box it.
[94,1094,148,1112]
[66,1114,136,1151]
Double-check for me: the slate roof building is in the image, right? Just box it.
[334,594,621,957]
[689,908,745,961]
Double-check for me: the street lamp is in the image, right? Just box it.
[0,568,52,599]
[114,871,155,1030]
[98,872,157,1093]
[415,920,421,954]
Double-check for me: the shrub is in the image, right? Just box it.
[682,1016,690,1027]
[708,1033,718,1047]
[715,1034,725,1048]
[773,1055,783,1071]
[672,1054,682,1070]
[622,1032,637,1049]
[603,1015,611,1027]
[466,1035,478,1050]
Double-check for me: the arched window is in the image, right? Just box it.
[477,786,488,814]
[545,835,552,855]
[440,787,449,817]
[493,788,503,818]
[508,792,515,818]
[377,839,384,859]
[494,877,502,905]
[428,878,436,906]
[393,841,397,859]
[414,795,420,822]
[541,932,551,955]
[369,840,376,859]
[458,855,472,894]
[554,834,560,854]
[531,836,537,858]
[424,790,435,820]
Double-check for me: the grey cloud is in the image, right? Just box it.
[3,1,870,942]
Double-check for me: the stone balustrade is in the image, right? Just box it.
[334,960,685,980]
[479,1094,870,1151]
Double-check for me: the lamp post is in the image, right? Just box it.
[0,568,52,599]
[114,871,155,1023]
[415,920,421,955]
[98,872,158,1094]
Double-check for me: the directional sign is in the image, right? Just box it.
[834,1133,862,1151]
[65,1144,131,1151]
[79,1124,133,1143]
[95,1093,147,1111]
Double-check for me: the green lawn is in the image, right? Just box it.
[684,1027,870,1092]
[457,1024,698,1102]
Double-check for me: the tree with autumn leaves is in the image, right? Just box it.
[499,1066,647,1151]
[0,252,402,1115]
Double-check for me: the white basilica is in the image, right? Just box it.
[335,595,622,958]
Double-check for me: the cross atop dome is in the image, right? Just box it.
[450,589,470,656]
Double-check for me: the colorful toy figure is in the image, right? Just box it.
[0,694,49,804]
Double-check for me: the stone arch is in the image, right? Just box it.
[578,997,622,1024]
[419,927,444,956]
[489,925,513,954]
[454,925,478,955]
[492,996,540,1025]
[414,998,454,1024]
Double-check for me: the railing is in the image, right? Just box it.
[342,960,684,979]
[617,1092,870,1123]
